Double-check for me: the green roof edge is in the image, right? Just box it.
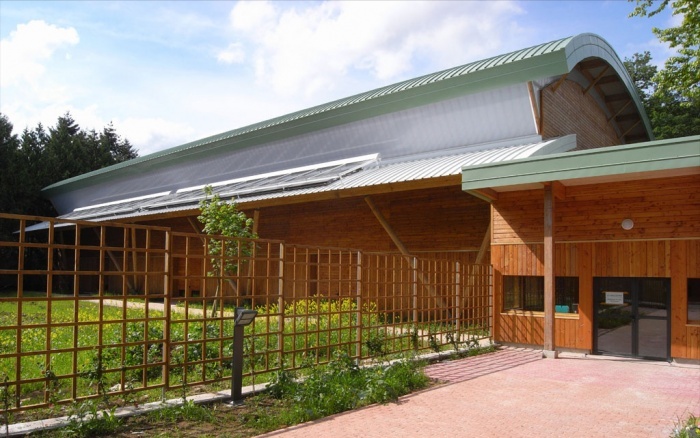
[461,135,700,191]
[43,33,650,197]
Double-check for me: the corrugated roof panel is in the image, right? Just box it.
[60,137,574,222]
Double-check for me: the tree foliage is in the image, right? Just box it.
[0,112,138,218]
[624,51,700,139]
[630,0,699,102]
[198,186,256,243]
[627,1,700,139]
[197,186,257,312]
[198,185,256,276]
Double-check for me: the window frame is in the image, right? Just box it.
[502,275,579,315]
[688,278,700,324]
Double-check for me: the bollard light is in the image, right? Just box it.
[231,307,257,404]
[234,308,258,326]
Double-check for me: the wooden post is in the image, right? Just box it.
[356,251,362,360]
[455,261,461,331]
[543,183,557,358]
[245,210,260,295]
[278,243,285,357]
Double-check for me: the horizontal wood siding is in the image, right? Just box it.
[493,175,700,245]
[541,79,620,150]
[493,191,543,244]
[256,186,490,252]
[558,175,700,241]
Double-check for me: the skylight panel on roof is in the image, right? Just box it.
[73,191,172,212]
[219,176,339,199]
[176,153,379,194]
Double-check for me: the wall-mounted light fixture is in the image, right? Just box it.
[621,218,634,230]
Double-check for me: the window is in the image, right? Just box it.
[503,276,579,313]
[689,279,700,323]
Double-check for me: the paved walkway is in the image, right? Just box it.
[258,348,700,437]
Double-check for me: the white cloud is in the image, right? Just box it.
[217,42,245,64]
[226,0,524,97]
[113,117,196,156]
[0,20,79,88]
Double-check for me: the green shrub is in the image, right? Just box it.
[62,401,122,438]
[265,351,429,426]
[671,414,700,438]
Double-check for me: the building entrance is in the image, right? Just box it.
[593,277,670,360]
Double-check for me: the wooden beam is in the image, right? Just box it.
[93,228,135,293]
[605,92,630,103]
[543,183,556,358]
[364,196,411,255]
[475,222,491,264]
[527,81,541,134]
[552,181,566,201]
[364,196,450,312]
[582,66,610,95]
[550,74,568,93]
[596,75,620,85]
[464,223,491,311]
[615,113,640,123]
[619,119,642,140]
[466,188,499,203]
[606,100,633,122]
[187,217,204,238]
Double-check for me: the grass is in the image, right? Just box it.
[0,291,489,419]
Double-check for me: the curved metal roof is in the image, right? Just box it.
[58,136,574,222]
[43,33,651,199]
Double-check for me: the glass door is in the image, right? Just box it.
[594,277,670,360]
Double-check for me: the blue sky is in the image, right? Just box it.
[0,1,675,156]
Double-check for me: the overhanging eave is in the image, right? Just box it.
[461,135,700,192]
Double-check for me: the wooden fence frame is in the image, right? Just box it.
[0,213,492,415]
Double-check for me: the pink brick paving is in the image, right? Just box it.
[258,348,700,438]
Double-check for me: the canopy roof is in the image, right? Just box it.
[461,135,700,198]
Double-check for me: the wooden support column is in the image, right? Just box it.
[543,183,557,358]
[245,210,260,295]
[93,228,135,293]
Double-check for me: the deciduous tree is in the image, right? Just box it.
[630,0,699,102]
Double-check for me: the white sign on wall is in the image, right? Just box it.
[604,291,625,305]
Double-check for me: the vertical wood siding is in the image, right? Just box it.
[492,175,700,359]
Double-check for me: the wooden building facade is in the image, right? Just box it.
[463,136,700,361]
[38,34,699,361]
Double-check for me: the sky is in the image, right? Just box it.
[0,1,677,157]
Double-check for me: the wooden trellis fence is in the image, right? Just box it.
[0,213,491,415]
